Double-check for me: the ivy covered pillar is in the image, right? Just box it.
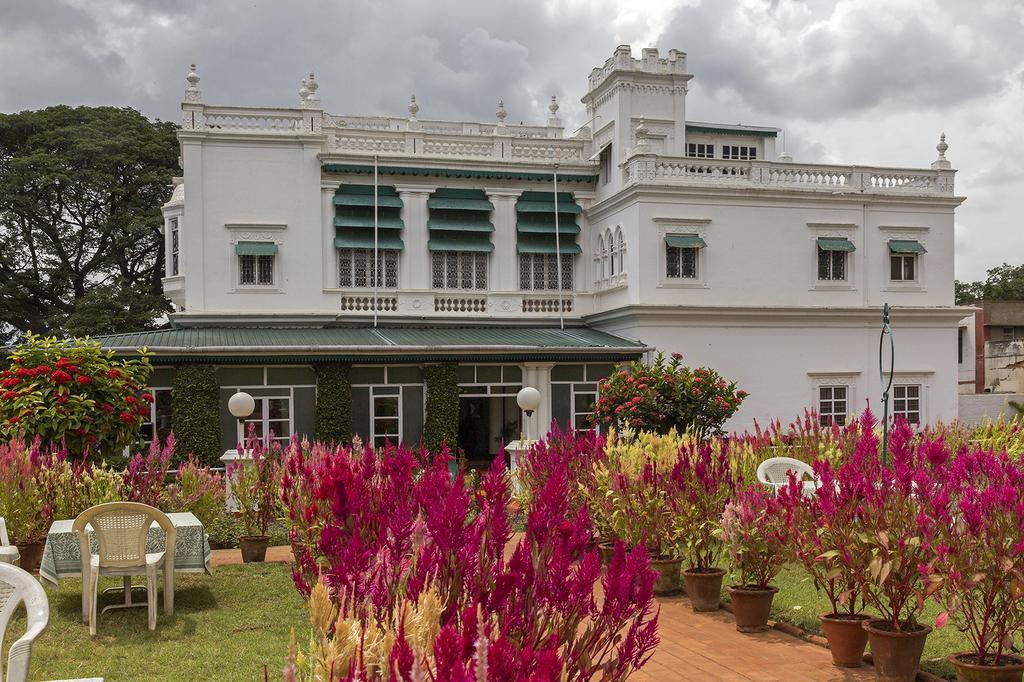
[170,364,222,466]
[423,362,460,456]
[314,363,352,445]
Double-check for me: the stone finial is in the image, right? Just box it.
[408,94,419,121]
[301,72,320,109]
[777,150,793,162]
[496,99,507,126]
[931,132,951,169]
[547,96,561,127]
[184,63,201,103]
[299,77,309,103]
[634,116,650,153]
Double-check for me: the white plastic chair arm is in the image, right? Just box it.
[6,619,47,682]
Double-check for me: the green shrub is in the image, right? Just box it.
[171,364,221,465]
[424,362,459,456]
[314,363,351,444]
[0,334,153,460]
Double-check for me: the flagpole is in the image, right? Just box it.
[553,162,564,330]
[373,153,379,328]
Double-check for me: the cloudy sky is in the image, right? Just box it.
[2,0,1021,281]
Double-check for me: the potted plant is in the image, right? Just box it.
[232,443,280,563]
[846,418,936,682]
[720,486,791,632]
[925,446,1024,682]
[678,441,735,611]
[781,454,872,667]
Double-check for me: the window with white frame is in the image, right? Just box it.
[666,244,699,279]
[371,392,401,448]
[890,253,917,282]
[892,384,921,424]
[169,218,180,276]
[598,144,612,185]
[818,385,848,426]
[519,253,573,290]
[687,142,714,158]
[239,396,292,446]
[595,235,606,281]
[614,228,625,275]
[723,145,757,160]
[138,388,173,447]
[239,254,275,286]
[432,251,487,290]
[572,385,598,431]
[607,229,619,277]
[817,248,847,281]
[339,248,398,288]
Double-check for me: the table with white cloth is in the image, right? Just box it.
[39,512,212,620]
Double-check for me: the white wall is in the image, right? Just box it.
[958,393,1024,425]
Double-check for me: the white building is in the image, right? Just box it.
[99,46,966,462]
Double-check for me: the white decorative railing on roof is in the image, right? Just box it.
[624,156,955,196]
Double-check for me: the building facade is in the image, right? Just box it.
[100,46,966,460]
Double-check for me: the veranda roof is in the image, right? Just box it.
[94,326,649,364]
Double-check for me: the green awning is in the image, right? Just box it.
[333,194,404,209]
[334,234,404,250]
[427,235,495,253]
[516,220,581,235]
[234,242,278,256]
[333,215,405,230]
[889,239,927,254]
[427,197,494,211]
[516,240,583,255]
[516,191,583,215]
[665,235,707,249]
[817,237,856,252]
[427,218,494,233]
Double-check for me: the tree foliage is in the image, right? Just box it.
[955,263,1024,305]
[0,106,179,343]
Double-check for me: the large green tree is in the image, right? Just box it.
[0,106,178,343]
[955,263,1024,305]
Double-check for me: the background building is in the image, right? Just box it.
[100,46,966,462]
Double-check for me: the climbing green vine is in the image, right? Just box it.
[314,363,352,445]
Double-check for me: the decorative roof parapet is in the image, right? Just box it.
[587,45,690,92]
[931,133,951,170]
[184,64,201,103]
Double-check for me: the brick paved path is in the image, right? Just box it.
[215,547,876,680]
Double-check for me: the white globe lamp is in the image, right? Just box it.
[517,386,542,441]
[228,390,256,421]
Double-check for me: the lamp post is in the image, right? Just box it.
[223,390,256,512]
[516,386,542,442]
[228,390,256,430]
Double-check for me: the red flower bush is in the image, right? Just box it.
[592,351,746,435]
[0,334,152,460]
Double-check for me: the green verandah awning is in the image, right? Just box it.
[427,188,494,252]
[515,191,582,256]
[664,235,707,249]
[816,237,856,252]
[234,242,278,256]
[889,239,927,254]
[334,184,405,251]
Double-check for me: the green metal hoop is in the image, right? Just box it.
[878,303,895,464]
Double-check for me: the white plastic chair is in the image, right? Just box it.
[72,502,176,636]
[756,456,818,495]
[0,562,48,682]
[0,519,19,566]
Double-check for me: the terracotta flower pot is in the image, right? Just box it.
[819,613,871,668]
[682,567,725,611]
[239,535,270,563]
[948,652,1024,682]
[863,619,931,682]
[727,584,778,633]
[16,542,44,574]
[649,557,683,595]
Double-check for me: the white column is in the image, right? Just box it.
[321,186,335,289]
[486,189,520,292]
[396,186,434,290]
[523,361,555,438]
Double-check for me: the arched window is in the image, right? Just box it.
[615,228,626,275]
[606,229,616,276]
[596,234,606,281]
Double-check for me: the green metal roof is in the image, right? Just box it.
[665,235,707,249]
[816,237,856,252]
[323,164,597,184]
[889,239,927,254]
[94,326,647,363]
[685,124,778,138]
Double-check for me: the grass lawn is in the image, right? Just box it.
[2,563,306,681]
[736,565,965,680]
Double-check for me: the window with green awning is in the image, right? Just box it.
[234,241,278,256]
[889,239,927,254]
[427,235,495,253]
[427,188,494,253]
[665,234,707,249]
[816,237,856,252]
[515,191,582,259]
[334,184,405,253]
